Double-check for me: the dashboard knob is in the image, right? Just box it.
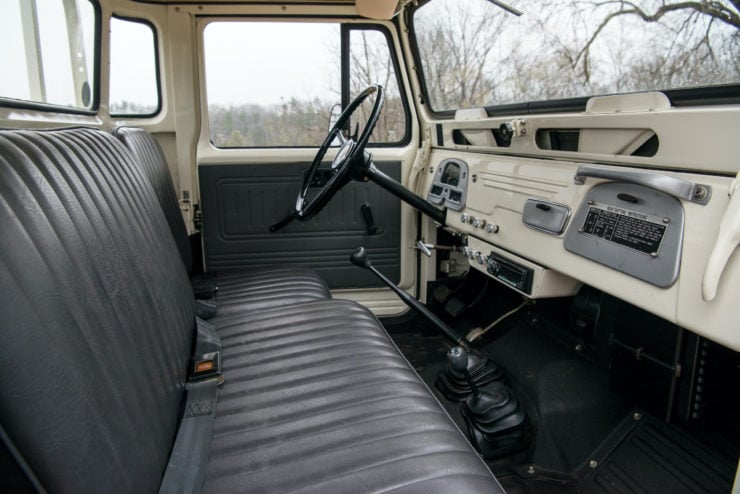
[468,250,477,260]
[485,223,499,234]
[487,258,500,273]
[460,213,470,224]
[475,253,486,265]
[472,217,486,228]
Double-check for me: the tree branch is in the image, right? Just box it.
[577,0,740,70]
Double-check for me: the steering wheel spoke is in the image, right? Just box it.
[350,122,360,141]
[334,127,347,146]
[271,85,384,231]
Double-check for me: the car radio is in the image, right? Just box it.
[486,253,534,294]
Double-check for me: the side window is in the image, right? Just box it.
[204,22,340,148]
[413,0,740,111]
[203,21,408,148]
[349,28,408,145]
[110,17,160,116]
[0,0,97,111]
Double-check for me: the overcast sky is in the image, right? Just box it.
[0,0,96,106]
[203,21,341,106]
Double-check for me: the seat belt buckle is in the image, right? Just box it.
[193,283,218,299]
[195,298,218,320]
[191,351,222,381]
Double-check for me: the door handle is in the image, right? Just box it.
[361,203,379,235]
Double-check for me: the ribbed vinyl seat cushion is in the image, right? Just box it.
[0,128,195,492]
[112,126,193,273]
[114,127,331,312]
[205,265,332,316]
[205,299,503,493]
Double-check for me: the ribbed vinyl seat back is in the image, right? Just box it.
[0,129,196,492]
[114,127,193,273]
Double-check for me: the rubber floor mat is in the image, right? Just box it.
[584,414,736,493]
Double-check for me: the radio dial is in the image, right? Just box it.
[487,257,500,273]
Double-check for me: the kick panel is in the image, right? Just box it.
[199,162,402,289]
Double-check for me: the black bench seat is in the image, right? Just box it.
[0,127,503,493]
[206,299,499,492]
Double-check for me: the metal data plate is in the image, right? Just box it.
[563,182,684,288]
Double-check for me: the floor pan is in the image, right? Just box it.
[386,311,737,493]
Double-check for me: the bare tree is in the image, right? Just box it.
[349,30,406,143]
[572,0,740,87]
[415,1,508,109]
[413,0,739,109]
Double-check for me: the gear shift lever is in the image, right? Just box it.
[350,246,467,347]
[351,246,505,401]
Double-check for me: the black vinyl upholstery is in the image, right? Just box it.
[209,265,332,316]
[0,127,504,493]
[0,128,195,492]
[113,127,331,312]
[112,127,194,273]
[206,299,502,493]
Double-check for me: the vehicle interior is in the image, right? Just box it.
[1,0,739,492]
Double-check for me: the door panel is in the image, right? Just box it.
[199,161,401,288]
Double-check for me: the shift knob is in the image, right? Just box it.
[350,246,372,269]
[447,346,479,396]
[447,346,469,373]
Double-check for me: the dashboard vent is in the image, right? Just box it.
[631,134,659,157]
[452,129,511,147]
[536,129,579,151]
[536,128,658,157]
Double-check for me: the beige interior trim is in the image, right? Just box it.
[356,0,398,19]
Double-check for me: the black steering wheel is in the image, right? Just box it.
[269,85,384,232]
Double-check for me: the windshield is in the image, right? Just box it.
[412,0,740,111]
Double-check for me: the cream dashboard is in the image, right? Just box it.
[424,150,740,352]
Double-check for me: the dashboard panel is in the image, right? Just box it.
[424,150,740,352]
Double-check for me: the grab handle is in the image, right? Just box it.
[574,165,711,205]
